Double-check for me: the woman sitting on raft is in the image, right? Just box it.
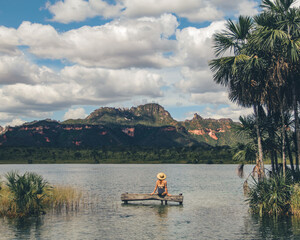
[151,172,171,196]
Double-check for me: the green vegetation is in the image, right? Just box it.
[210,0,300,216]
[64,103,177,127]
[0,146,232,164]
[247,173,292,217]
[210,0,300,178]
[0,171,82,217]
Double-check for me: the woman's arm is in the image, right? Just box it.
[151,181,158,195]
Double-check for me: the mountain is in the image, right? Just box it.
[181,113,237,146]
[0,103,240,148]
[64,103,177,126]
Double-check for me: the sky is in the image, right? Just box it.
[0,0,282,127]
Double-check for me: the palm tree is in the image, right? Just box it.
[210,0,299,178]
[210,16,267,179]
[251,0,300,176]
[5,171,49,216]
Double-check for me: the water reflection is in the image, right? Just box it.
[1,217,44,240]
[241,214,300,240]
[0,164,300,239]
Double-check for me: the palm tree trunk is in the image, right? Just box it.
[254,104,264,180]
[285,130,295,174]
[280,103,286,177]
[270,150,275,173]
[274,150,279,173]
[293,83,300,172]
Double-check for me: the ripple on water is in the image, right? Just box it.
[0,164,299,239]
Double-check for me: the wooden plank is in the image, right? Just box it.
[121,193,183,204]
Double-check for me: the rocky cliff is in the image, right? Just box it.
[0,104,239,147]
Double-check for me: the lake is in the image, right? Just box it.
[0,164,299,240]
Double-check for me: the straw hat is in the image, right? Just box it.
[157,172,166,180]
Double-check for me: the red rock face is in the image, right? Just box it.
[188,129,205,135]
[208,130,218,140]
[73,141,81,146]
[63,126,83,131]
[162,126,176,132]
[189,128,219,140]
[122,128,135,137]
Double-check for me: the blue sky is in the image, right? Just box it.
[0,0,266,126]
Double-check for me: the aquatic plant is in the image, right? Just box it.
[291,184,300,216]
[4,171,49,216]
[246,173,292,217]
[45,185,83,212]
[0,171,83,218]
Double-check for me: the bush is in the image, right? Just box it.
[4,171,49,216]
[246,173,292,217]
[0,171,82,217]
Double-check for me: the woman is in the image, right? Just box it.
[151,172,171,196]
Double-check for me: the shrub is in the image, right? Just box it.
[246,173,292,217]
[0,171,83,217]
[4,171,49,216]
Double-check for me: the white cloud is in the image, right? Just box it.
[176,67,226,94]
[46,0,123,24]
[191,91,230,105]
[236,0,259,16]
[122,0,224,22]
[61,65,164,98]
[46,0,259,23]
[4,118,25,127]
[17,15,178,68]
[63,107,87,120]
[0,26,20,56]
[0,55,164,119]
[202,104,253,121]
[0,54,56,85]
[174,21,226,69]
[292,0,300,8]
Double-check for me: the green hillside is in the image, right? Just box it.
[0,103,241,148]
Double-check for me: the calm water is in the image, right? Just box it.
[0,164,299,240]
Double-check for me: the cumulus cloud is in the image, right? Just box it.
[4,118,25,127]
[0,55,164,119]
[61,65,164,98]
[176,67,226,94]
[16,15,178,68]
[0,26,20,56]
[174,21,226,69]
[46,0,259,23]
[202,104,253,121]
[46,0,123,23]
[63,107,87,120]
[0,55,56,85]
[190,91,230,105]
[122,0,223,22]
[237,0,259,16]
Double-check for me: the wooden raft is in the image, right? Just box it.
[121,193,183,205]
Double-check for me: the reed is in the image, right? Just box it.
[291,184,300,216]
[0,171,83,218]
[44,185,83,213]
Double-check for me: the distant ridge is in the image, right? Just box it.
[0,103,240,147]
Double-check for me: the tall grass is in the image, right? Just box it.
[0,171,83,218]
[291,184,300,216]
[45,185,83,213]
